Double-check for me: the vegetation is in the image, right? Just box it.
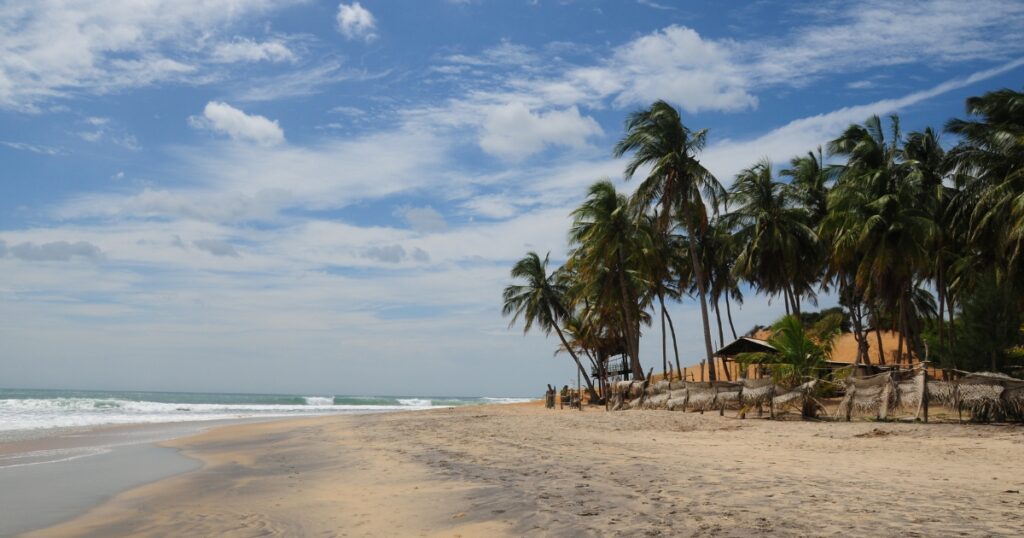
[503,88,1024,389]
[736,314,843,417]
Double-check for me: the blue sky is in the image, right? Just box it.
[1,0,1022,397]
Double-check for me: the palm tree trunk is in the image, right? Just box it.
[789,283,801,317]
[714,295,725,350]
[660,297,668,379]
[661,295,683,378]
[902,290,927,366]
[551,324,598,400]
[617,265,644,380]
[685,220,717,383]
[946,294,956,347]
[872,305,886,365]
[725,292,738,341]
[937,265,946,350]
[783,290,791,316]
[896,307,905,366]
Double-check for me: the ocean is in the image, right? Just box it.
[0,388,529,437]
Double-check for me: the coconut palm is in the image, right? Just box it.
[726,158,820,317]
[568,180,653,380]
[781,147,835,227]
[502,251,598,397]
[613,100,725,381]
[904,127,958,349]
[636,216,687,378]
[826,115,935,363]
[946,88,1024,280]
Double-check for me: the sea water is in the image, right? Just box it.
[0,388,529,437]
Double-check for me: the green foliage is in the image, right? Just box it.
[736,314,841,388]
[798,307,851,333]
[935,273,1024,373]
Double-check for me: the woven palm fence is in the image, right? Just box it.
[606,367,1023,422]
[836,368,1024,422]
[608,377,816,417]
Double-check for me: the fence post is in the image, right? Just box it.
[916,361,929,423]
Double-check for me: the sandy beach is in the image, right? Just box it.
[23,403,1024,537]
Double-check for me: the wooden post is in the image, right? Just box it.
[577,360,581,411]
[915,361,929,423]
[845,385,855,422]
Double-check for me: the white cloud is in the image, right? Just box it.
[701,58,1024,185]
[427,2,1024,118]
[211,38,296,63]
[607,26,757,112]
[0,0,297,111]
[336,2,378,42]
[751,0,1024,85]
[189,101,285,146]
[478,103,603,159]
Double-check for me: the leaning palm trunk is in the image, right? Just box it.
[686,219,717,382]
[660,300,668,379]
[617,266,644,380]
[661,295,683,379]
[714,295,725,351]
[552,324,598,401]
[725,293,738,341]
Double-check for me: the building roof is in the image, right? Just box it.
[715,337,776,357]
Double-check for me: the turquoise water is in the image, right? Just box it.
[0,388,528,433]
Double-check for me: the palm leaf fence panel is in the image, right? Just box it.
[611,379,809,417]
[834,368,1024,422]
[771,380,820,414]
[606,368,1024,422]
[953,372,1024,422]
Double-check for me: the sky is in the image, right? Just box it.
[1,0,1022,397]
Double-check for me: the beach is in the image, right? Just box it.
[19,403,1024,537]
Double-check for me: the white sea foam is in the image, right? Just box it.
[0,398,410,434]
[0,392,531,435]
[482,397,533,404]
[397,398,433,407]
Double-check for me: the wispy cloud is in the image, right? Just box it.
[210,38,297,63]
[0,141,63,156]
[0,0,300,111]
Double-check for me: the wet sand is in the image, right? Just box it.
[0,419,281,536]
[25,404,1024,537]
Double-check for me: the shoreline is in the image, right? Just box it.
[20,402,1024,537]
[1,403,531,536]
[0,418,297,536]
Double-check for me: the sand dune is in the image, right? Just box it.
[29,404,1024,537]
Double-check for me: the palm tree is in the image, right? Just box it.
[826,115,934,364]
[726,158,819,317]
[946,88,1024,280]
[904,127,957,350]
[736,314,842,417]
[502,251,598,398]
[568,180,653,380]
[781,147,835,227]
[636,216,686,378]
[613,100,725,381]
